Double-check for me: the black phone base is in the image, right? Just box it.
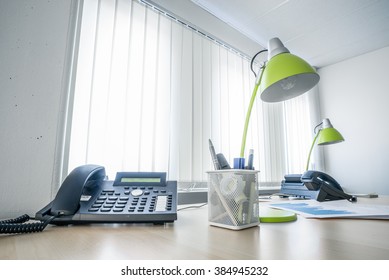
[281,171,356,202]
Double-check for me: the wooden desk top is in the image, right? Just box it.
[1,197,389,260]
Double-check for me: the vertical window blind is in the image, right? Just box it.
[68,0,320,186]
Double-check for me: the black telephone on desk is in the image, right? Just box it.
[1,165,177,234]
[281,170,356,202]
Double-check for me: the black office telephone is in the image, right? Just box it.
[281,170,356,202]
[1,165,177,234]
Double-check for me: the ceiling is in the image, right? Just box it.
[191,0,389,68]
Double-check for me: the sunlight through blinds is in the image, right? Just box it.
[68,0,320,186]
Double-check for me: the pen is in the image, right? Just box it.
[247,149,254,170]
[209,139,221,170]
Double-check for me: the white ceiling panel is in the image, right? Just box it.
[191,0,389,68]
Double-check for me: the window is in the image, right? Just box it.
[68,0,320,187]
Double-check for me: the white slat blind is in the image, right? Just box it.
[68,0,320,186]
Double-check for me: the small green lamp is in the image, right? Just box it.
[306,118,344,170]
[240,37,320,157]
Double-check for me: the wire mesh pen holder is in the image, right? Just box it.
[207,170,260,230]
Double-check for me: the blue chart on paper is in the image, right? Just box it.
[270,203,356,216]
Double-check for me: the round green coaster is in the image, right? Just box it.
[259,207,297,223]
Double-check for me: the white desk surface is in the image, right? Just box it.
[1,197,389,260]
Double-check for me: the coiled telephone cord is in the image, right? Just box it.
[0,214,56,234]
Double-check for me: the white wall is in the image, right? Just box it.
[0,0,74,218]
[318,46,389,195]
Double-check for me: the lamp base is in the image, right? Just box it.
[259,207,297,223]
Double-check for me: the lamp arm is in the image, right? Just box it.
[240,68,264,158]
[305,131,320,170]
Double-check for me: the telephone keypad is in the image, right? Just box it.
[87,186,173,214]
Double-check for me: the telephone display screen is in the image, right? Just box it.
[113,172,167,186]
[121,177,161,183]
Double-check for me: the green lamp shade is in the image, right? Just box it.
[260,53,320,102]
[305,118,344,170]
[317,127,344,145]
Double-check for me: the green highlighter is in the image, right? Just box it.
[259,207,297,223]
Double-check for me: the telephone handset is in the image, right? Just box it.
[301,170,356,202]
[50,165,106,216]
[1,165,177,234]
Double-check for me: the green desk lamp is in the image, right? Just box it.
[240,37,320,157]
[240,38,320,223]
[306,118,344,170]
